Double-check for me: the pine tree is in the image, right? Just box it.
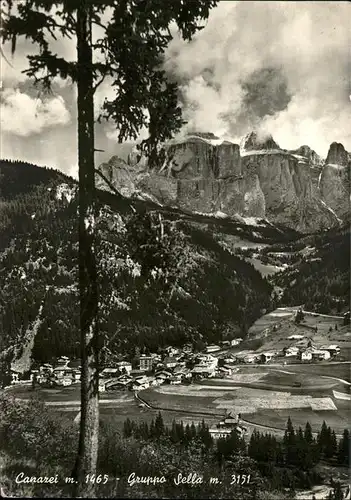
[283,417,297,465]
[304,421,313,444]
[337,429,350,466]
[154,412,165,438]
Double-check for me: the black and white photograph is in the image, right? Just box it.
[0,1,350,498]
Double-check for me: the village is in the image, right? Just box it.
[10,331,341,392]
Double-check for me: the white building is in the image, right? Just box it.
[163,356,178,369]
[312,350,331,361]
[101,367,120,378]
[206,345,221,353]
[300,350,313,361]
[231,338,243,346]
[284,346,299,357]
[209,427,232,439]
[260,352,275,363]
[244,353,258,363]
[116,361,132,374]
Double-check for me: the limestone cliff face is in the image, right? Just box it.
[96,133,348,232]
[319,143,350,219]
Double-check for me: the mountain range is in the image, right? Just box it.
[96,131,350,233]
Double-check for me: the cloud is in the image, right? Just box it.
[1,0,350,173]
[1,88,71,136]
[165,1,351,156]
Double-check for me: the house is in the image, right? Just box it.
[209,427,233,439]
[173,366,192,379]
[206,345,221,353]
[10,370,20,384]
[132,379,150,391]
[230,338,243,347]
[300,349,313,361]
[321,345,340,356]
[155,370,172,384]
[219,415,238,427]
[117,373,133,384]
[220,340,231,347]
[170,376,182,385]
[30,369,40,382]
[53,366,68,379]
[312,350,331,361]
[210,421,247,439]
[68,359,81,370]
[165,346,180,357]
[105,375,133,391]
[99,379,109,392]
[148,377,159,387]
[55,376,73,387]
[56,356,70,367]
[155,373,168,385]
[183,344,193,353]
[39,363,53,374]
[260,352,274,363]
[244,353,258,363]
[72,369,81,382]
[223,355,237,364]
[218,365,233,376]
[287,335,305,341]
[283,346,299,357]
[104,380,126,391]
[139,355,154,372]
[198,354,218,366]
[101,367,120,378]
[191,366,216,378]
[116,361,132,374]
[163,356,178,369]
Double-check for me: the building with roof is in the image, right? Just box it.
[311,350,331,361]
[260,352,275,363]
[206,345,221,353]
[139,355,154,372]
[300,349,313,361]
[163,356,178,369]
[116,361,132,374]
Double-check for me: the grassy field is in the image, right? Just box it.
[281,363,351,383]
[6,383,135,403]
[243,406,349,435]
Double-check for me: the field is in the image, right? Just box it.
[281,363,351,383]
[139,363,350,436]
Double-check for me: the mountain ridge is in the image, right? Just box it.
[96,132,350,233]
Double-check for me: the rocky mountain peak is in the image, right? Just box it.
[289,145,324,168]
[325,142,349,166]
[241,131,280,152]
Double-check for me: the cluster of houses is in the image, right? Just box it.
[29,356,81,387]
[221,337,341,365]
[209,412,248,440]
[284,336,340,361]
[98,344,241,393]
[11,334,339,389]
[9,339,243,387]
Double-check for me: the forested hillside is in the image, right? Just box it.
[0,160,273,370]
[271,227,350,313]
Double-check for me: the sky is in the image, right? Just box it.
[1,1,350,176]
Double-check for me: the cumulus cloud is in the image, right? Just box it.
[166,1,351,156]
[1,88,71,136]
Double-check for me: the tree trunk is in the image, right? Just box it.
[73,2,99,497]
